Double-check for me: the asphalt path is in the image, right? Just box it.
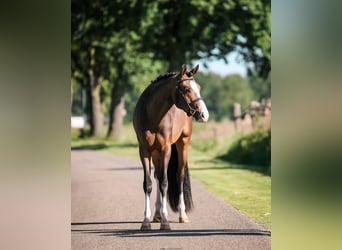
[71,150,270,250]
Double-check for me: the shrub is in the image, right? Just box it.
[221,129,271,174]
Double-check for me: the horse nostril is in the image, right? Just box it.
[201,113,205,118]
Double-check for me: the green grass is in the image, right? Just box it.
[71,121,271,229]
[189,156,271,229]
[189,123,271,229]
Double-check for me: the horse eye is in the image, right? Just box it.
[184,88,190,93]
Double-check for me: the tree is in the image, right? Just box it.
[71,0,147,137]
[140,0,270,78]
[249,74,271,101]
[105,32,166,138]
[72,1,110,136]
[71,78,85,116]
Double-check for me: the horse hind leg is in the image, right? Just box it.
[178,192,189,223]
[178,173,189,223]
[178,162,193,223]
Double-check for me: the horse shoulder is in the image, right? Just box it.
[169,111,191,143]
[182,116,192,136]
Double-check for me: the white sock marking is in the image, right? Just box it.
[179,192,185,211]
[160,195,168,222]
[144,194,151,219]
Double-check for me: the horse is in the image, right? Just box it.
[133,64,209,230]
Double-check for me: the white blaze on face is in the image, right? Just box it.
[189,80,209,122]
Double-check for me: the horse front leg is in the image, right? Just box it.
[152,179,162,222]
[158,146,171,230]
[139,147,152,230]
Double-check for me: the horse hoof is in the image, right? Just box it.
[153,214,161,222]
[160,222,171,230]
[140,223,151,230]
[179,216,189,223]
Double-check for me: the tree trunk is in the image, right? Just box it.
[87,47,104,137]
[107,96,126,139]
[107,61,127,139]
[91,84,103,137]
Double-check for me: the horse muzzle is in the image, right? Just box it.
[194,111,209,123]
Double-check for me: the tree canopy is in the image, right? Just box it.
[139,0,270,76]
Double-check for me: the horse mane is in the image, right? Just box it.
[140,70,194,99]
[140,72,178,98]
[150,71,193,85]
[150,72,178,85]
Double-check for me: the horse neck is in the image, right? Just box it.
[146,78,176,121]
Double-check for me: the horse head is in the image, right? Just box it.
[175,64,209,122]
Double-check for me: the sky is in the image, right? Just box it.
[194,51,247,77]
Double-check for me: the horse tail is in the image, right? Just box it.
[167,144,180,212]
[184,161,194,212]
[167,144,194,213]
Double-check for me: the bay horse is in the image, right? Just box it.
[133,64,209,230]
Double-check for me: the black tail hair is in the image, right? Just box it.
[167,144,194,213]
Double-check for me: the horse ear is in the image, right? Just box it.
[180,64,187,76]
[190,64,199,75]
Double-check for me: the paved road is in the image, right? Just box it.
[71,150,270,250]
